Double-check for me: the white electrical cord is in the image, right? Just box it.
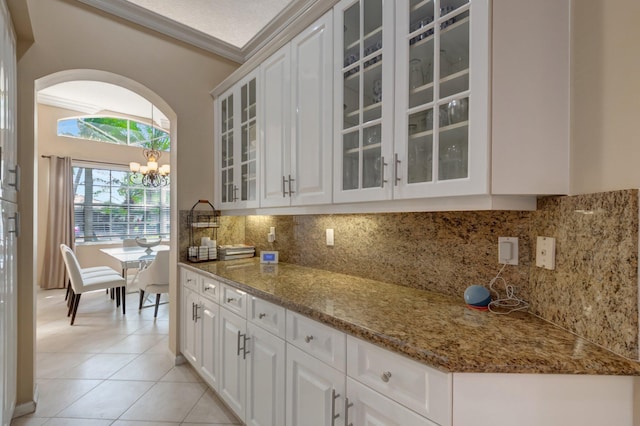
[486,264,529,315]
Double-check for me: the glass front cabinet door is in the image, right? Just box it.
[394,0,489,199]
[333,0,396,203]
[216,71,260,209]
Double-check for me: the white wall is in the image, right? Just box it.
[16,0,237,408]
[571,0,640,194]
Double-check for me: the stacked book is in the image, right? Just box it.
[217,244,255,260]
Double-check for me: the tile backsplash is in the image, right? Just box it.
[179,189,639,360]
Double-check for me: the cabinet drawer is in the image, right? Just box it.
[201,276,220,303]
[346,378,438,426]
[248,296,286,338]
[347,336,452,426]
[220,283,247,318]
[182,268,199,291]
[286,311,346,372]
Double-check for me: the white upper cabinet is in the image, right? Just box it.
[333,0,395,203]
[214,0,569,212]
[290,12,334,206]
[260,11,334,208]
[216,70,260,209]
[394,0,489,199]
[260,44,291,208]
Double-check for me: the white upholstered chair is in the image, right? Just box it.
[60,244,126,325]
[136,250,170,318]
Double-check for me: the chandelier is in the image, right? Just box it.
[129,103,170,187]
[129,148,170,187]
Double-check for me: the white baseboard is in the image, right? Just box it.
[12,384,38,419]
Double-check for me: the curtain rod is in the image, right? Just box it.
[41,155,128,168]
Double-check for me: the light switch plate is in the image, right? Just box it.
[536,236,556,270]
[498,237,518,265]
[326,229,334,246]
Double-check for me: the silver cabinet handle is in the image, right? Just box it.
[381,371,392,382]
[232,185,239,202]
[345,397,354,426]
[282,175,287,197]
[191,302,196,321]
[9,164,20,192]
[243,334,250,359]
[204,284,215,292]
[304,335,314,343]
[227,297,236,303]
[331,389,340,423]
[258,313,267,319]
[288,174,295,196]
[8,212,19,238]
[194,304,201,322]
[394,153,401,186]
[237,330,250,359]
[380,156,388,188]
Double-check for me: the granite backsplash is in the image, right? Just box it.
[179,189,639,360]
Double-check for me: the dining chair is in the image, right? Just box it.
[59,244,121,304]
[123,237,150,290]
[137,249,170,318]
[60,244,127,325]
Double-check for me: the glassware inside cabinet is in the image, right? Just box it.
[239,78,257,202]
[438,96,469,181]
[439,7,469,98]
[220,94,234,203]
[342,131,359,190]
[408,108,433,184]
[408,0,435,109]
[363,124,382,188]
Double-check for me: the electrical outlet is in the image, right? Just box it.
[267,226,275,243]
[498,237,518,265]
[536,236,556,270]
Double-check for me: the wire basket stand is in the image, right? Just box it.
[187,199,220,262]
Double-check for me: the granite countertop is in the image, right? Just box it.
[180,258,640,376]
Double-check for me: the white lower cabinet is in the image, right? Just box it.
[181,279,199,366]
[346,378,438,426]
[181,269,220,391]
[199,298,219,389]
[346,336,451,425]
[286,344,346,426]
[219,307,248,421]
[246,323,285,426]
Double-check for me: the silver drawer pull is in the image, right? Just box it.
[258,313,267,319]
[304,335,314,343]
[227,297,236,303]
[381,371,392,382]
[204,285,214,292]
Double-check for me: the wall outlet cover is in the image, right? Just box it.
[498,237,518,265]
[536,236,556,270]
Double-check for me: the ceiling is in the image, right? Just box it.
[77,0,316,63]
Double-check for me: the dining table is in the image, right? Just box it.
[100,244,170,278]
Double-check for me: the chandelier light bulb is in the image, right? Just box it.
[129,162,140,173]
[147,161,158,172]
[139,165,149,174]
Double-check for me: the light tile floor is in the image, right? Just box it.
[12,288,240,426]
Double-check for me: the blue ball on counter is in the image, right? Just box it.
[464,285,491,307]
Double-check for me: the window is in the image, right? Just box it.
[73,165,170,242]
[58,116,170,151]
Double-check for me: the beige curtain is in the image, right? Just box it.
[41,156,74,289]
